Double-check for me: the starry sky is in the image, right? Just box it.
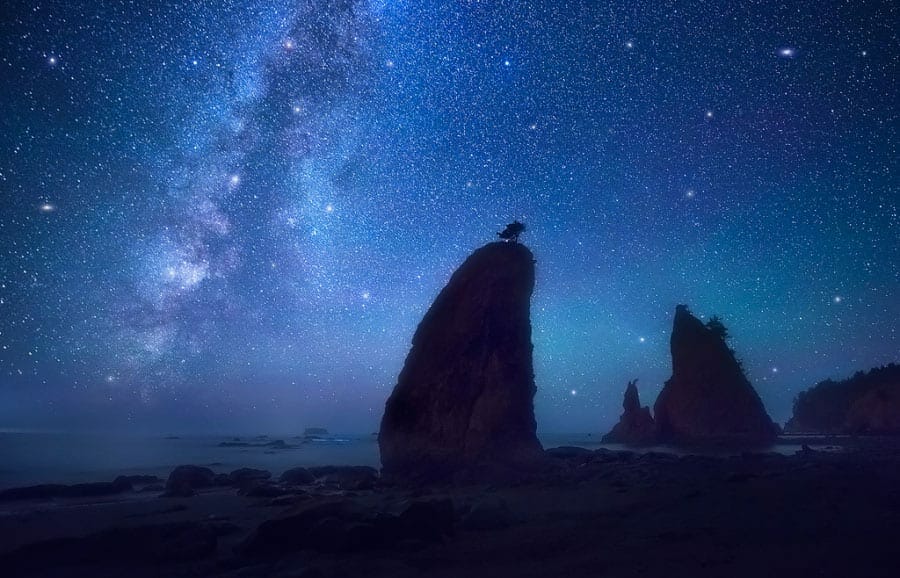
[0,0,897,435]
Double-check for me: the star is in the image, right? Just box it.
[325,204,334,213]
[685,189,695,198]
[229,174,241,187]
[778,47,796,58]
[39,203,56,213]
[705,110,714,119]
[47,55,57,66]
[639,336,646,343]
[570,389,577,396]
[625,41,634,49]
[833,295,843,304]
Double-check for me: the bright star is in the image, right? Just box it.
[283,39,294,50]
[570,389,577,396]
[686,189,695,198]
[325,204,334,213]
[229,174,241,187]
[705,111,714,119]
[39,203,56,213]
[503,60,510,66]
[833,295,842,304]
[47,55,57,66]
[778,47,796,58]
[625,41,634,49]
[361,291,370,300]
[639,336,646,343]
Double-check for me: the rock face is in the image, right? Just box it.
[653,305,778,445]
[602,380,657,444]
[379,241,543,481]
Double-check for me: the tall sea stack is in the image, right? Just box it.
[654,305,778,445]
[379,242,543,481]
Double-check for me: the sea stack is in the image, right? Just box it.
[653,305,778,445]
[602,380,657,444]
[379,241,543,481]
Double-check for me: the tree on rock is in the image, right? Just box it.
[497,220,526,243]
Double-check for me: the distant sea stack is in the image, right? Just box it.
[786,364,900,434]
[379,241,543,482]
[653,305,779,445]
[601,380,657,444]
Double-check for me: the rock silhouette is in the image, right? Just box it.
[379,241,543,481]
[602,380,657,444]
[653,305,778,445]
[786,364,900,434]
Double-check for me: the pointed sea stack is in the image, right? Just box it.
[379,242,543,482]
[602,380,657,444]
[653,305,778,446]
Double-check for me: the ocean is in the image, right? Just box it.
[0,431,819,489]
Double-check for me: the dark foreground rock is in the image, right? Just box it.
[238,497,454,558]
[164,465,217,497]
[1,521,217,573]
[379,241,544,482]
[602,379,657,444]
[653,305,779,445]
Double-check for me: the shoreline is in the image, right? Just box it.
[2,443,900,577]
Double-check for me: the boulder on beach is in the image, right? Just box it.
[164,465,216,497]
[653,305,778,445]
[279,466,316,485]
[228,468,272,486]
[602,380,657,444]
[379,241,544,481]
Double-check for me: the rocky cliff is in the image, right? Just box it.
[653,305,778,445]
[379,242,543,481]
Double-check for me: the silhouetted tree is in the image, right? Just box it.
[498,220,526,243]
[706,316,730,341]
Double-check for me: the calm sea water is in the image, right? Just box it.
[0,431,816,489]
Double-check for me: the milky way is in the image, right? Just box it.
[0,1,897,433]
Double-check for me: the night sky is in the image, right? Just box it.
[0,1,897,434]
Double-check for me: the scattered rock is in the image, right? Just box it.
[379,241,544,482]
